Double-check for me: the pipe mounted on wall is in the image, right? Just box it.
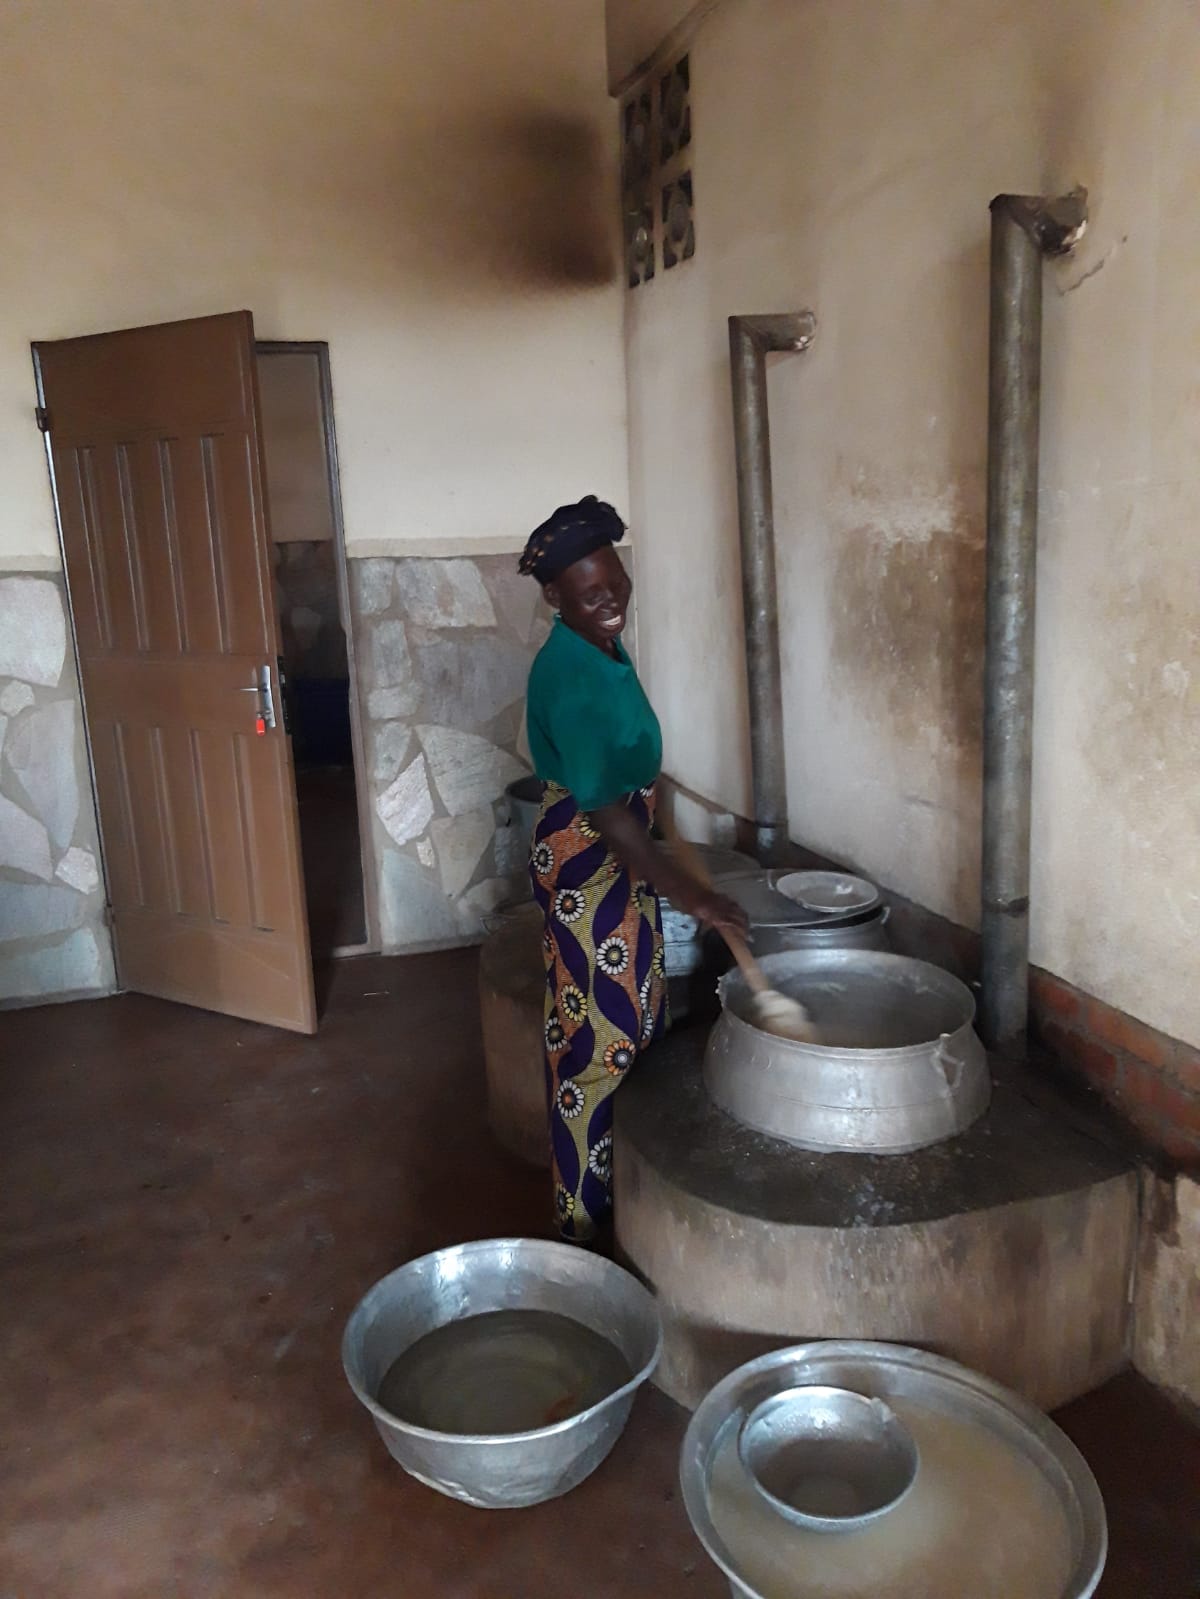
[979,188,1087,1052]
[728,311,816,863]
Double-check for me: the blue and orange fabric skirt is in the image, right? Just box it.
[529,781,668,1242]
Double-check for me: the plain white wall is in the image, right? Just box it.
[0,0,628,569]
[618,0,1199,1044]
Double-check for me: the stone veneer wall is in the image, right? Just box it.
[348,553,550,952]
[0,573,115,1003]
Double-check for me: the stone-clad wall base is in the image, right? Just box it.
[349,553,550,952]
[0,573,115,1004]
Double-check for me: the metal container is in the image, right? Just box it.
[661,847,758,952]
[502,776,544,878]
[342,1237,662,1509]
[704,949,990,1153]
[752,904,891,959]
[716,872,892,958]
[681,1341,1107,1599]
[738,1385,918,1532]
[720,871,827,930]
[661,846,757,1016]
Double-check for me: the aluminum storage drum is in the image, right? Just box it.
[501,776,544,896]
[704,949,990,1154]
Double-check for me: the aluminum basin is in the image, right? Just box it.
[681,1341,1107,1599]
[342,1237,662,1508]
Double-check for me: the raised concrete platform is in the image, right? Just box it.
[479,906,548,1168]
[614,1024,1137,1412]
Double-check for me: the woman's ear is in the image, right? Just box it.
[543,581,561,612]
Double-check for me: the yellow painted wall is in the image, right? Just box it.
[0,0,626,567]
[617,0,1200,1043]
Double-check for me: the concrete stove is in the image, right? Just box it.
[614,1020,1136,1413]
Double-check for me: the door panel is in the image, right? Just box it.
[36,313,317,1033]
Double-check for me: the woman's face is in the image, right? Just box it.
[545,547,633,651]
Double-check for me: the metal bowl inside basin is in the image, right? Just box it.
[738,1385,918,1532]
[342,1237,662,1509]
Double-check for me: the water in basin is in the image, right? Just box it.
[376,1308,632,1436]
[707,1396,1073,1598]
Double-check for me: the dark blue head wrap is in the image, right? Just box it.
[518,495,626,583]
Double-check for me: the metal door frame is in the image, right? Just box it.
[255,339,378,956]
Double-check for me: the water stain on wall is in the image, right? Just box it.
[828,470,986,769]
[1082,572,1198,885]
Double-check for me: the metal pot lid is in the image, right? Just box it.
[775,869,881,917]
[718,872,877,929]
[696,844,758,881]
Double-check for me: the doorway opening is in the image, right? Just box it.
[256,342,372,960]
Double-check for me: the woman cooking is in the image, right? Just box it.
[519,496,747,1244]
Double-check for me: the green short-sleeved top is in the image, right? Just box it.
[525,617,663,811]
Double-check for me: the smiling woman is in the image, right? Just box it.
[519,497,746,1243]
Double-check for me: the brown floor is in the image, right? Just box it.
[1,953,1197,1598]
[296,763,367,957]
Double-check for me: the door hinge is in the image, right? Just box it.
[102,902,115,928]
[34,405,51,434]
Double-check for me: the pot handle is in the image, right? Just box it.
[933,1032,965,1092]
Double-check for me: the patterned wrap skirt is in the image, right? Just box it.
[529,781,669,1242]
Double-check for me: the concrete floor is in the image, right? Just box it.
[1,951,1197,1598]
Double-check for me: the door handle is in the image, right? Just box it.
[234,665,277,731]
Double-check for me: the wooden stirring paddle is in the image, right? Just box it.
[665,834,819,1044]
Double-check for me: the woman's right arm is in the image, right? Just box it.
[589,802,748,941]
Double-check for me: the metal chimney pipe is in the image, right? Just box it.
[979,189,1087,1051]
[728,312,817,863]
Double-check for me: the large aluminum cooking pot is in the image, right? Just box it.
[704,949,990,1153]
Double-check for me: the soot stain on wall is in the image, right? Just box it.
[395,111,618,290]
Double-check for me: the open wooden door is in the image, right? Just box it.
[34,313,317,1033]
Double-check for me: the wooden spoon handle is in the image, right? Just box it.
[723,928,770,994]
